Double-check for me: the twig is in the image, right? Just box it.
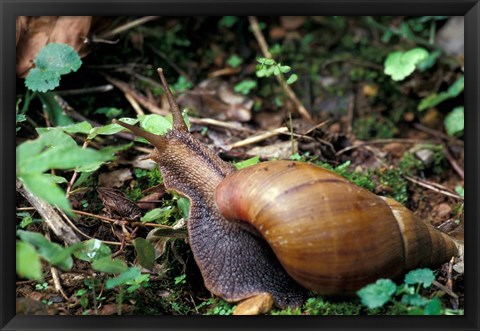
[432,280,458,300]
[100,16,159,39]
[16,179,80,245]
[189,117,253,132]
[248,16,312,122]
[72,209,174,229]
[442,145,464,180]
[50,267,71,302]
[403,175,464,200]
[44,230,72,302]
[66,141,89,197]
[227,127,289,149]
[335,138,430,156]
[413,123,464,146]
[55,85,114,96]
[103,74,167,115]
[124,92,145,115]
[58,209,124,246]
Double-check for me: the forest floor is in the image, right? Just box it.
[15,16,464,315]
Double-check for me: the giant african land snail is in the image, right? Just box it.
[114,68,458,308]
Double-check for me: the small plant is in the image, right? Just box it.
[25,43,82,92]
[174,273,187,286]
[357,268,450,315]
[35,282,49,291]
[256,57,298,85]
[206,299,234,315]
[384,47,429,81]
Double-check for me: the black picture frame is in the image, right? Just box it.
[2,1,478,330]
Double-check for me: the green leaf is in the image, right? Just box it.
[286,74,298,85]
[16,241,43,281]
[444,106,464,136]
[25,43,82,92]
[357,278,396,309]
[455,185,464,197]
[384,48,429,81]
[140,206,173,223]
[25,69,61,93]
[273,65,280,75]
[74,239,112,262]
[401,293,429,307]
[36,122,92,136]
[17,230,74,270]
[94,107,124,118]
[218,16,238,28]
[235,156,260,170]
[177,197,191,219]
[404,268,435,288]
[105,267,142,289]
[227,54,243,68]
[92,256,128,274]
[34,43,82,74]
[42,174,68,184]
[87,118,139,140]
[133,238,156,270]
[138,114,173,136]
[19,174,72,213]
[264,58,275,65]
[279,65,291,73]
[417,50,442,72]
[418,76,464,111]
[37,92,74,126]
[424,297,444,315]
[233,79,257,95]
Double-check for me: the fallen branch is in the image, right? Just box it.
[16,179,80,245]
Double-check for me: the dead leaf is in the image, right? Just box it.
[98,168,133,188]
[137,192,164,210]
[16,16,93,77]
[177,78,252,122]
[279,16,306,30]
[247,141,298,160]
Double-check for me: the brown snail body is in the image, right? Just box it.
[114,69,458,308]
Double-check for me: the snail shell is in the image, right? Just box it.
[215,160,458,295]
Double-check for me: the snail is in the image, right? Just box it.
[113,68,459,309]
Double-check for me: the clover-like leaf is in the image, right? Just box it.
[404,268,435,288]
[25,43,82,92]
[357,278,396,309]
[384,48,429,81]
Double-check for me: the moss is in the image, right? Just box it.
[353,115,397,140]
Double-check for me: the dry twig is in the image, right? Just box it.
[16,179,80,245]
